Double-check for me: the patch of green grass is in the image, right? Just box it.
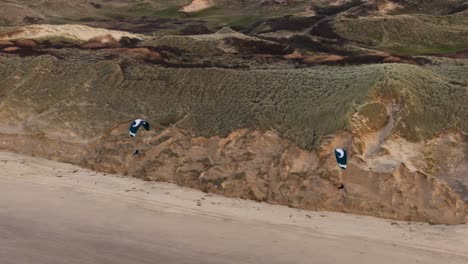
[388,44,468,55]
[103,2,181,19]
[105,13,128,20]
[46,16,78,25]
[141,35,224,55]
[186,7,262,30]
[152,6,182,18]
[224,15,264,28]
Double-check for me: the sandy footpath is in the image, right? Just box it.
[1,152,467,264]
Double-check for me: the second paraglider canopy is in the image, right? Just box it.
[129,119,150,137]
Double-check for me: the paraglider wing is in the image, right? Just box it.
[334,148,347,170]
[129,119,149,137]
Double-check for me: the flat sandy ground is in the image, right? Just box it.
[1,152,467,264]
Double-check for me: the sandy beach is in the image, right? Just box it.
[1,152,467,264]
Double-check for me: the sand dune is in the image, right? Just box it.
[180,0,214,13]
[0,24,142,41]
[1,152,467,264]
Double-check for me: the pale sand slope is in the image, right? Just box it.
[180,0,214,13]
[1,152,467,264]
[0,24,143,41]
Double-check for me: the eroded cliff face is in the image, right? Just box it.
[1,123,466,224]
[72,125,468,224]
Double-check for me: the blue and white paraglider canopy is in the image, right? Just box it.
[129,119,150,137]
[334,148,347,170]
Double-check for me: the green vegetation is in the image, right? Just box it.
[223,15,263,29]
[374,64,468,141]
[105,13,129,20]
[422,57,468,85]
[182,1,312,30]
[115,63,387,149]
[35,36,82,45]
[46,16,75,25]
[151,29,181,36]
[1,55,466,148]
[334,14,468,55]
[140,29,288,56]
[186,7,265,30]
[389,44,468,56]
[0,55,383,148]
[142,35,225,55]
[152,6,181,18]
[380,0,468,15]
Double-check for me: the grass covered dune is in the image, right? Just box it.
[0,55,466,148]
[334,13,468,55]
